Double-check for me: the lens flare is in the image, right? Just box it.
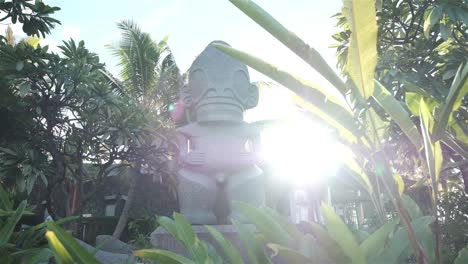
[260,119,341,186]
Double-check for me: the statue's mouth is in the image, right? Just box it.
[195,96,243,109]
[195,97,245,122]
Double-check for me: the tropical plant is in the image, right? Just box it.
[208,0,468,263]
[0,185,77,264]
[0,0,60,37]
[0,37,149,220]
[127,212,159,249]
[438,184,468,263]
[127,201,466,264]
[107,19,181,239]
[332,0,468,195]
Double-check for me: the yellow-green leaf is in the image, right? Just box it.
[393,173,405,195]
[228,0,348,96]
[214,43,361,145]
[342,154,373,194]
[420,99,443,201]
[374,81,423,151]
[205,225,245,264]
[453,122,468,143]
[321,203,366,263]
[405,92,439,117]
[434,62,468,140]
[423,6,443,39]
[45,231,74,264]
[46,222,100,264]
[342,0,378,99]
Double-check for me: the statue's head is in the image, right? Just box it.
[180,41,258,122]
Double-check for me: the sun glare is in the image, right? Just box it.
[260,118,341,186]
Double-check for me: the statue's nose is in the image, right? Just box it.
[222,88,236,98]
[205,89,217,98]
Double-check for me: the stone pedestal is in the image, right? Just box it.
[151,225,252,262]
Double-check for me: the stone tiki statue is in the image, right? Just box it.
[176,41,265,224]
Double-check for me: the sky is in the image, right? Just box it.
[30,0,344,90]
[2,0,345,118]
[1,0,348,184]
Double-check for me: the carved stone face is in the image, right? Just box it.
[181,41,258,122]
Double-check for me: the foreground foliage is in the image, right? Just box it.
[41,201,468,264]
[212,0,468,263]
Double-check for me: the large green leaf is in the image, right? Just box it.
[360,220,397,259]
[378,216,434,264]
[157,216,178,239]
[342,155,373,194]
[420,99,443,201]
[173,212,197,246]
[233,201,291,246]
[433,62,468,140]
[308,222,350,263]
[321,203,366,263]
[134,249,195,264]
[205,225,245,264]
[228,0,348,96]
[232,219,272,264]
[214,43,361,144]
[442,132,468,161]
[455,245,468,264]
[0,200,26,246]
[10,248,53,264]
[423,6,444,38]
[342,0,378,99]
[0,184,13,211]
[262,207,302,242]
[373,80,423,150]
[401,194,423,221]
[405,92,439,117]
[45,221,100,264]
[172,213,209,263]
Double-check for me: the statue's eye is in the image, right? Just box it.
[189,70,207,99]
[233,70,249,99]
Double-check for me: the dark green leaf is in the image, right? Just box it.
[455,245,468,264]
[0,200,27,246]
[360,220,397,258]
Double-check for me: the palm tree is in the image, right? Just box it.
[108,19,180,239]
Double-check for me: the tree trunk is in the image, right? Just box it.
[112,171,140,239]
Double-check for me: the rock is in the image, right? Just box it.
[96,234,134,254]
[75,239,137,264]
